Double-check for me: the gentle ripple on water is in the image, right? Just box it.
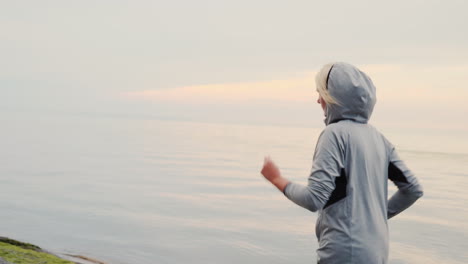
[1,114,467,264]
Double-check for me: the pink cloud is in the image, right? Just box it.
[121,73,318,103]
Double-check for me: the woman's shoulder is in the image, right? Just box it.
[323,121,392,147]
[323,120,364,134]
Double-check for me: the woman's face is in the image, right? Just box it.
[317,93,326,114]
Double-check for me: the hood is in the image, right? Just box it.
[324,62,377,125]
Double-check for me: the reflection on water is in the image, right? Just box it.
[0,114,467,264]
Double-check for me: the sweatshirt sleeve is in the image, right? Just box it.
[387,146,424,219]
[283,128,345,212]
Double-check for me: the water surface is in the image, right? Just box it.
[1,113,467,264]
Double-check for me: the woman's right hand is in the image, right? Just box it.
[261,156,282,183]
[261,156,290,192]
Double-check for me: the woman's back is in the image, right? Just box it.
[261,62,423,264]
[314,121,391,263]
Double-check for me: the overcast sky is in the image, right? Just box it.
[1,0,467,130]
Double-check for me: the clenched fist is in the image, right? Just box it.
[260,156,290,192]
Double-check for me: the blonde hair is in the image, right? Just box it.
[315,63,339,105]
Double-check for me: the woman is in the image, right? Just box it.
[260,62,423,264]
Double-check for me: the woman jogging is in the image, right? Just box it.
[260,62,424,264]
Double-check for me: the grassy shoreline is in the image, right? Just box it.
[0,237,107,264]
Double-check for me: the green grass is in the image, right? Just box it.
[0,242,74,264]
[0,238,41,252]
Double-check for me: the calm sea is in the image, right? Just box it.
[1,113,467,264]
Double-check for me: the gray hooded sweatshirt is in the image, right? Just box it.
[283,62,424,264]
